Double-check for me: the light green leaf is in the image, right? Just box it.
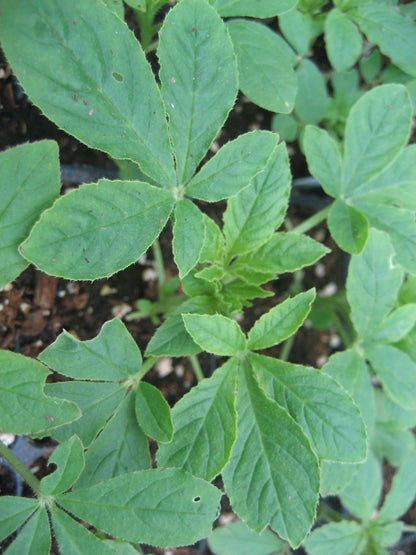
[295,60,330,124]
[370,304,416,343]
[223,361,319,548]
[327,199,369,254]
[370,522,403,548]
[303,521,366,555]
[375,389,416,430]
[199,215,224,264]
[4,508,50,555]
[57,469,222,548]
[372,424,415,467]
[0,0,175,187]
[227,19,297,113]
[247,289,315,351]
[172,200,205,278]
[102,540,143,555]
[123,0,146,11]
[0,497,38,542]
[251,354,367,463]
[0,141,60,288]
[208,520,286,555]
[195,265,224,282]
[101,0,124,18]
[320,461,360,496]
[183,313,246,355]
[135,382,173,443]
[74,394,151,490]
[158,0,238,184]
[279,8,311,57]
[324,9,362,72]
[377,450,416,524]
[45,381,125,447]
[20,179,174,280]
[0,351,80,435]
[347,229,404,340]
[50,505,116,555]
[351,4,416,67]
[303,126,342,198]
[157,358,237,481]
[181,269,216,297]
[224,143,291,257]
[145,296,218,357]
[38,318,142,381]
[187,131,278,202]
[210,0,297,17]
[271,114,298,142]
[342,85,412,195]
[365,344,416,410]
[340,451,382,522]
[360,49,382,83]
[41,436,84,496]
[238,232,329,275]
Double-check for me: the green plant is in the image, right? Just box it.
[0,0,415,553]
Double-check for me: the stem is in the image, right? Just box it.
[402,525,416,533]
[332,312,351,349]
[317,501,346,523]
[189,354,204,383]
[136,356,159,382]
[280,333,295,362]
[0,440,42,497]
[152,238,165,290]
[292,204,332,235]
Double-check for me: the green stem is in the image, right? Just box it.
[317,501,346,523]
[402,524,416,533]
[189,354,204,383]
[292,204,332,235]
[280,333,295,362]
[152,238,165,290]
[0,440,42,497]
[332,311,351,349]
[136,356,159,382]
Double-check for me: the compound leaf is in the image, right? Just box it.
[4,508,50,555]
[20,180,174,280]
[0,497,38,542]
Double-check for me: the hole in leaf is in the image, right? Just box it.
[193,496,201,502]
[112,71,124,82]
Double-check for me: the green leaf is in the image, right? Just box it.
[375,389,416,430]
[224,143,291,257]
[210,0,297,17]
[199,215,225,264]
[251,353,367,463]
[370,304,416,343]
[365,344,416,410]
[372,424,415,467]
[222,360,319,548]
[351,4,416,67]
[74,394,151,490]
[324,9,362,72]
[227,19,297,113]
[135,382,173,443]
[50,505,116,555]
[271,114,298,142]
[303,126,343,198]
[327,199,369,254]
[102,540,143,555]
[157,359,237,481]
[172,200,205,278]
[238,232,330,275]
[101,0,124,18]
[0,351,80,435]
[181,269,216,297]
[20,179,174,280]
[4,508,50,555]
[158,0,238,183]
[377,450,416,524]
[303,521,366,555]
[187,131,278,202]
[41,436,84,496]
[342,85,412,195]
[360,49,382,83]
[370,522,403,548]
[45,381,125,447]
[247,289,315,350]
[208,520,286,555]
[347,229,404,340]
[320,461,360,496]
[57,469,222,548]
[123,0,146,11]
[279,8,311,57]
[145,296,218,357]
[0,0,175,187]
[0,141,60,288]
[340,451,382,522]
[183,313,246,355]
[295,60,330,124]
[0,497,38,542]
[39,319,142,381]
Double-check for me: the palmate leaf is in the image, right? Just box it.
[0,141,60,288]
[41,436,84,496]
[250,354,367,463]
[158,0,238,184]
[20,180,175,280]
[157,359,237,481]
[57,469,222,548]
[0,497,38,542]
[4,508,50,555]
[0,0,176,187]
[0,351,80,435]
[210,0,297,17]
[223,360,319,548]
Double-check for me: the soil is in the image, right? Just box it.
[1,11,416,555]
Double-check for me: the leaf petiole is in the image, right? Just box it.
[0,439,42,497]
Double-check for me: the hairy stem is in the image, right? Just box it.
[0,440,42,497]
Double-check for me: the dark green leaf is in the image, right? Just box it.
[135,382,173,443]
[327,199,369,254]
[208,520,286,555]
[172,200,205,278]
[295,60,330,124]
[0,497,38,542]
[4,508,50,555]
[41,436,84,496]
[303,126,342,198]
[303,521,366,555]
[324,9,362,72]
[210,0,297,17]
